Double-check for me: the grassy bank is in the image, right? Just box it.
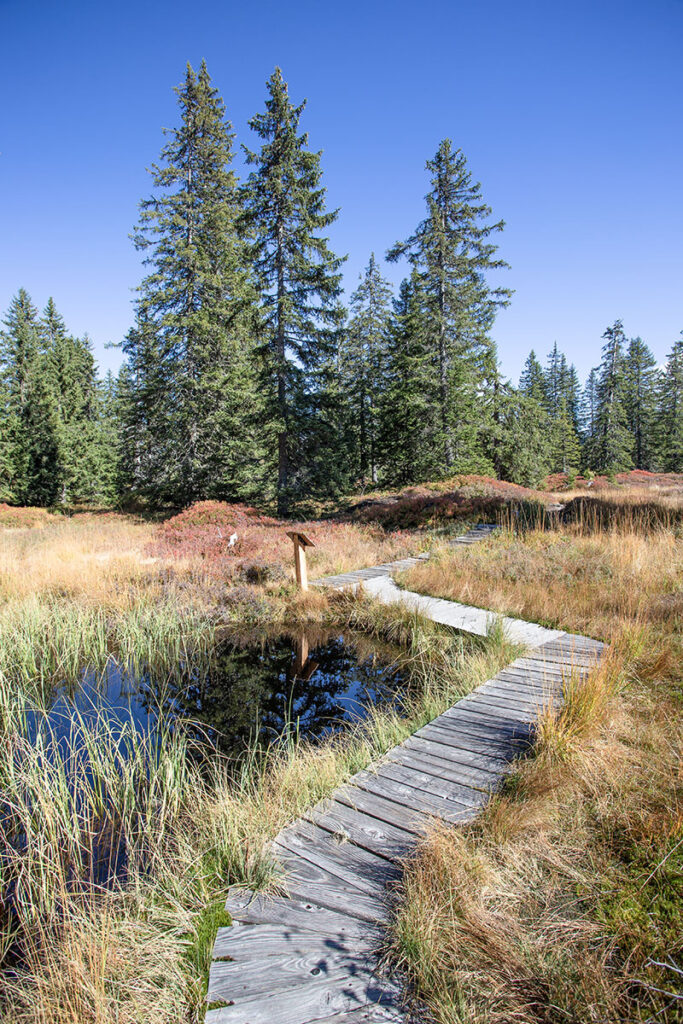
[392,501,683,1022]
[400,511,683,642]
[0,594,517,1024]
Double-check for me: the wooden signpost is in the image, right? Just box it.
[286,531,315,592]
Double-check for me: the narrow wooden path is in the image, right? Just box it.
[206,527,606,1023]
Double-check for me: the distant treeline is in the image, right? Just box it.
[1,62,682,510]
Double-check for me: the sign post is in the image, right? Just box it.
[286,531,315,592]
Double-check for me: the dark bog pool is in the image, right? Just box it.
[38,629,408,761]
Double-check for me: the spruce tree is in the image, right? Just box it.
[128,61,263,505]
[339,254,393,486]
[519,351,546,406]
[560,356,582,435]
[551,395,581,474]
[543,342,563,416]
[581,367,600,462]
[657,332,683,471]
[0,290,61,505]
[623,336,658,470]
[591,320,634,473]
[242,67,345,515]
[40,300,115,504]
[387,140,511,474]
[378,274,441,484]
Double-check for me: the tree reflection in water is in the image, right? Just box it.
[143,629,407,761]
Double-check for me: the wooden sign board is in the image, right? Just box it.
[286,531,316,590]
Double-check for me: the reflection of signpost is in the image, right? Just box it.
[293,632,319,681]
[286,531,315,592]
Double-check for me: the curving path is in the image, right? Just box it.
[205,527,605,1024]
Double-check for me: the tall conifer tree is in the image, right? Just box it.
[127,61,263,505]
[387,141,510,474]
[242,67,345,515]
[0,290,61,504]
[339,254,392,486]
[657,332,683,471]
[378,274,440,484]
[590,320,634,472]
[519,351,546,406]
[581,367,600,457]
[623,336,658,470]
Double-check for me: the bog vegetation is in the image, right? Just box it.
[0,480,680,1022]
[0,52,681,1024]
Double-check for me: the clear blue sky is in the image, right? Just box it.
[1,0,681,384]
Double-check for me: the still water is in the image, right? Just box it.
[37,630,408,760]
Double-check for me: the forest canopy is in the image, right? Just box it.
[2,62,681,510]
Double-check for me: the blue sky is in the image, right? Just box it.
[1,0,681,383]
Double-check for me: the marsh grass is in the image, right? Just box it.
[401,506,683,641]
[0,596,515,1024]
[392,500,683,1024]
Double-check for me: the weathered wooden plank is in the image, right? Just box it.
[212,922,378,961]
[386,746,498,790]
[430,712,528,745]
[511,657,586,677]
[374,760,488,808]
[506,659,570,678]
[415,721,520,759]
[493,667,566,690]
[205,969,402,1024]
[225,890,379,942]
[437,707,532,740]
[208,947,378,1002]
[544,633,605,650]
[478,681,557,709]
[297,1007,405,1024]
[401,733,508,773]
[308,800,418,862]
[274,837,386,899]
[273,853,389,924]
[464,694,540,722]
[529,646,600,665]
[335,784,443,832]
[493,672,563,696]
[475,691,556,717]
[276,822,400,892]
[350,769,475,822]
[457,693,537,723]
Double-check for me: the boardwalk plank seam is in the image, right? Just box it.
[206,525,606,1024]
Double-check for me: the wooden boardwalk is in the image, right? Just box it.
[309,523,498,591]
[206,527,606,1023]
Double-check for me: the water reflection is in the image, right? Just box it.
[147,629,407,759]
[37,629,407,763]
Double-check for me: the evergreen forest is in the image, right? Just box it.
[3,62,682,511]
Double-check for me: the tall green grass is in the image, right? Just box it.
[0,594,218,697]
[0,605,517,1024]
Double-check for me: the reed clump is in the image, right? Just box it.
[0,605,513,1024]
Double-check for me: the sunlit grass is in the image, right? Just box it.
[0,595,514,1024]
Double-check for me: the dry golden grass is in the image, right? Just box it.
[393,628,683,1023]
[0,514,153,606]
[402,524,683,641]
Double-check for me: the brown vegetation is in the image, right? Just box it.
[392,489,683,1023]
